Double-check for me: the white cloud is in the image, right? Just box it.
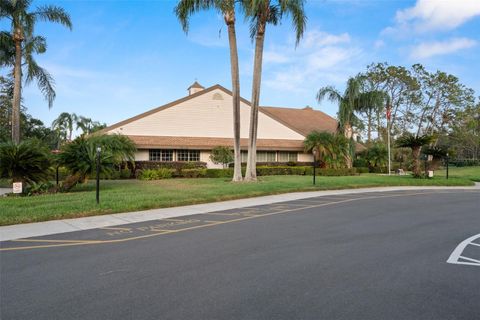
[410,37,477,59]
[261,29,361,93]
[391,0,480,33]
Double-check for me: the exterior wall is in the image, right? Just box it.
[298,153,314,162]
[201,151,223,169]
[135,150,149,161]
[109,88,305,141]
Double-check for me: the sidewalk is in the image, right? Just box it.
[1,184,478,241]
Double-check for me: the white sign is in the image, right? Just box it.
[12,182,22,194]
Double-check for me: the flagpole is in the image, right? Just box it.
[387,117,391,175]
[387,103,391,176]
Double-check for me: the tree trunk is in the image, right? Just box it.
[367,109,372,144]
[225,13,242,182]
[12,30,23,144]
[245,27,266,182]
[412,146,421,177]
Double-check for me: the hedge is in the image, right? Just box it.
[135,166,358,180]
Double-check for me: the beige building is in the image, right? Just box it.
[102,82,340,168]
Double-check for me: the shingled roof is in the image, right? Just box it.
[259,106,338,136]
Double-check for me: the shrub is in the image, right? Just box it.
[369,166,388,174]
[120,168,132,179]
[209,146,233,168]
[353,158,367,168]
[179,168,207,178]
[134,161,207,171]
[24,182,56,196]
[205,169,234,178]
[256,166,306,176]
[0,139,52,185]
[355,167,369,174]
[305,167,357,176]
[58,134,136,181]
[138,168,173,180]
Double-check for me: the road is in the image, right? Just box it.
[1,190,479,320]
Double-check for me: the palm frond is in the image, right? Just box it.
[25,59,55,108]
[316,86,342,104]
[33,5,72,30]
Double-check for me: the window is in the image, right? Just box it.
[241,151,277,162]
[257,151,276,162]
[278,152,298,162]
[149,149,173,161]
[177,150,200,162]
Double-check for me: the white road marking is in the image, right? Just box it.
[447,233,480,267]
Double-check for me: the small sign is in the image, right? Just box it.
[12,182,22,194]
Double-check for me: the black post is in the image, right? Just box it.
[446,153,449,180]
[56,166,59,187]
[313,161,316,185]
[96,147,101,204]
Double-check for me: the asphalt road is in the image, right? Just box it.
[1,190,479,320]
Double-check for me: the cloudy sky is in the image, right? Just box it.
[2,0,480,128]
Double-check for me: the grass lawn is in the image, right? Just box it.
[0,166,478,226]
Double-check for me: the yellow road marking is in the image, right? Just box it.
[100,227,132,231]
[0,191,464,252]
[11,239,102,243]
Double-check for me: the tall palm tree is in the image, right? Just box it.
[0,0,72,143]
[52,112,76,143]
[396,134,433,177]
[316,77,363,138]
[303,131,334,166]
[355,88,387,144]
[244,0,306,181]
[175,0,243,182]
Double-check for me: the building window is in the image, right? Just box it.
[177,149,200,162]
[278,152,298,162]
[241,151,278,162]
[149,149,173,161]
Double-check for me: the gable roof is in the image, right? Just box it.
[259,106,338,136]
[188,81,204,89]
[100,84,338,138]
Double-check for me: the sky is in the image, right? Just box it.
[2,0,480,129]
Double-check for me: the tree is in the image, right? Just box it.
[75,115,106,135]
[0,138,51,185]
[0,0,72,143]
[51,112,76,143]
[396,134,433,177]
[175,0,243,182]
[244,0,306,181]
[58,134,136,182]
[209,146,234,168]
[303,131,350,169]
[364,143,388,168]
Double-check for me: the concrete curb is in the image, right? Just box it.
[1,184,478,242]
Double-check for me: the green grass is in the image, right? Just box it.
[435,166,480,182]
[0,167,478,226]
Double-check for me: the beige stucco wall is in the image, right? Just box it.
[201,151,223,169]
[135,150,149,161]
[109,88,305,141]
[298,153,314,162]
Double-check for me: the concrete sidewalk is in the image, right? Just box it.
[1,185,478,242]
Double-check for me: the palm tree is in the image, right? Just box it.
[0,0,72,143]
[244,0,306,181]
[354,87,387,144]
[52,112,76,144]
[316,77,363,138]
[396,134,433,177]
[175,0,243,182]
[303,131,334,166]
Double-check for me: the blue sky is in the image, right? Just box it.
[2,0,480,128]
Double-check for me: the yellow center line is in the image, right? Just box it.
[0,191,458,252]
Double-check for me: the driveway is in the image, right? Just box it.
[1,190,479,319]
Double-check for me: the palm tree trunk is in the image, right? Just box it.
[245,27,266,182]
[12,31,23,144]
[412,146,421,177]
[225,12,242,182]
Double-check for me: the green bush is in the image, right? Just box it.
[120,168,132,179]
[205,169,234,178]
[356,167,369,174]
[369,166,388,174]
[256,166,307,176]
[0,139,52,185]
[138,168,173,180]
[353,158,367,167]
[178,168,207,178]
[305,167,357,176]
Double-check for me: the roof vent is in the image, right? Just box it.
[303,105,312,110]
[188,81,205,95]
[212,93,223,100]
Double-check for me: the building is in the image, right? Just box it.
[101,82,341,168]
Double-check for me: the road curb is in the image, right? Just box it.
[1,185,478,241]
